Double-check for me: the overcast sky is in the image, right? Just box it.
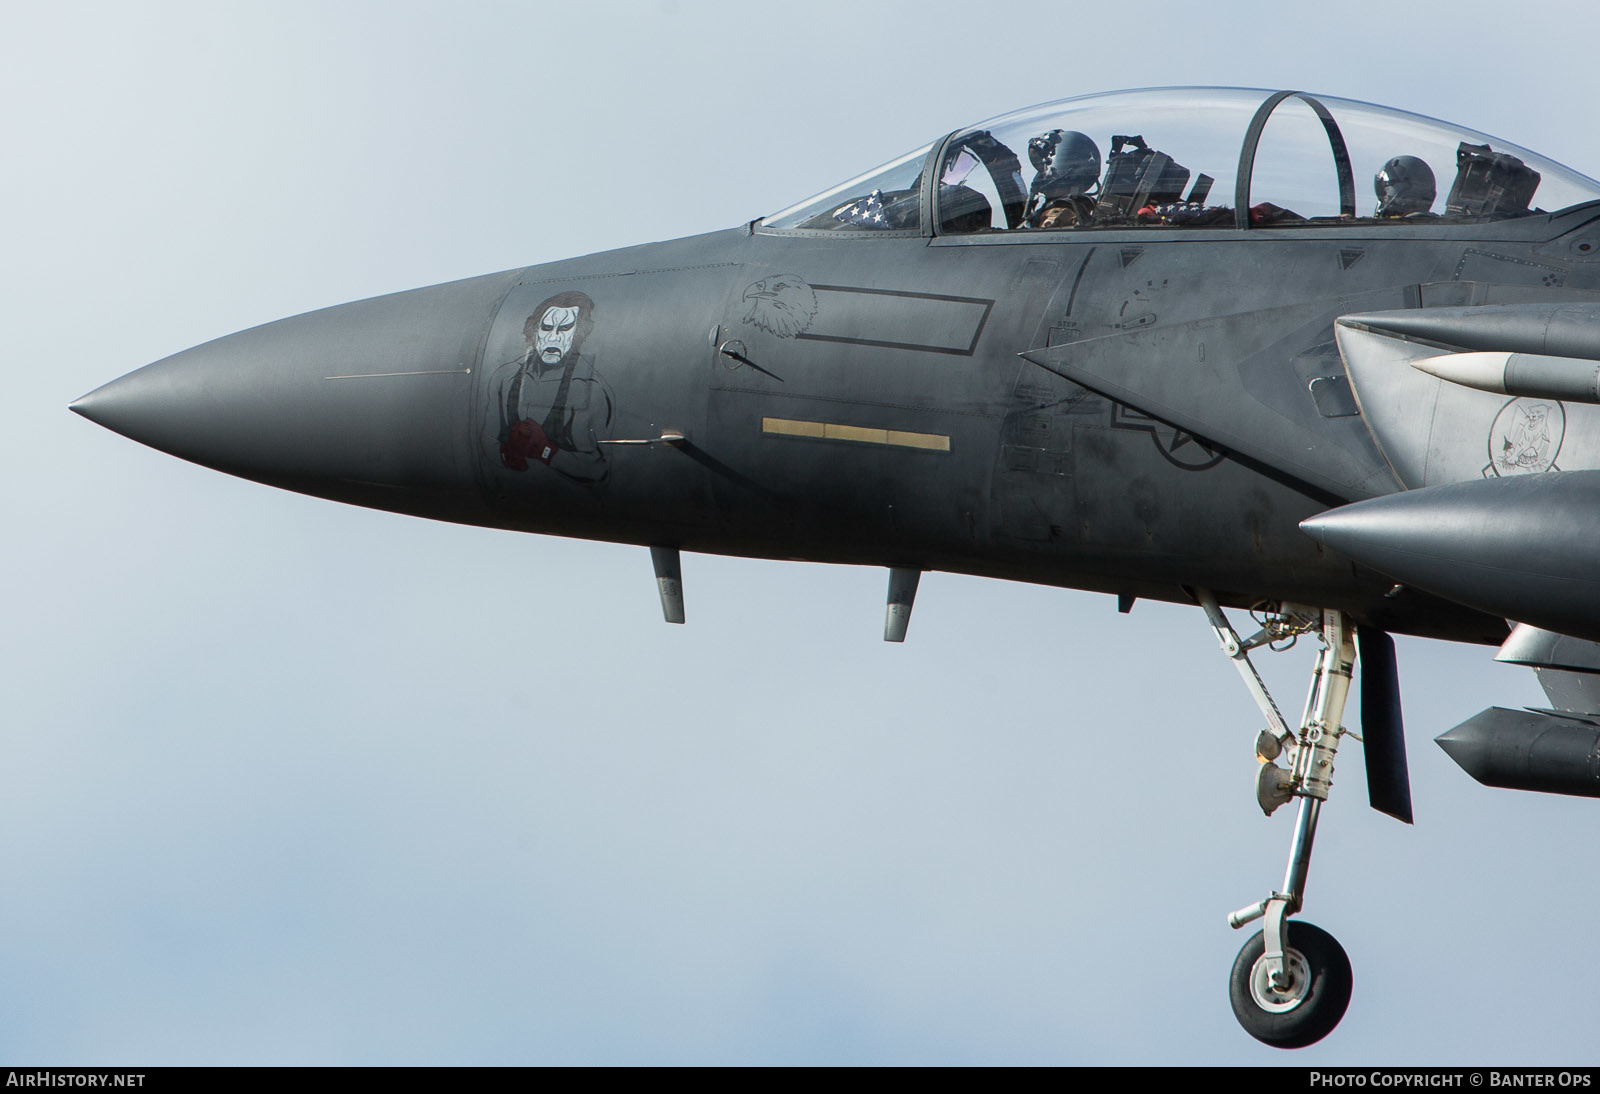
[6,0,1600,1066]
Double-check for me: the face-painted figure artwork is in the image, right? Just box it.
[482,291,615,485]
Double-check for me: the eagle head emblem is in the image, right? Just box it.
[741,274,818,339]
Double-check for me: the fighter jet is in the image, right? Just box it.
[69,86,1600,1049]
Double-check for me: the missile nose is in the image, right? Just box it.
[69,271,516,516]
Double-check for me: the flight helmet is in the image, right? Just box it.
[1374,155,1437,217]
[1028,130,1101,199]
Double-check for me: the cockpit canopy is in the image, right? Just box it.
[762,87,1600,233]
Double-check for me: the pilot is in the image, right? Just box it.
[483,290,615,486]
[1374,155,1437,217]
[1025,129,1100,228]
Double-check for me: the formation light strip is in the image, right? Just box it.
[762,417,950,452]
[324,368,472,380]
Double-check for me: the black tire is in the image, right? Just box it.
[1228,920,1352,1049]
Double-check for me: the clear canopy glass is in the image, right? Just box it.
[762,88,1600,234]
[763,142,931,231]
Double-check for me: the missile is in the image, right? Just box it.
[1299,472,1600,643]
[1436,707,1600,798]
[1411,351,1600,403]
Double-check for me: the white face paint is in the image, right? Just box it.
[534,305,581,365]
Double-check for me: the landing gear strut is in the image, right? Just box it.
[1199,591,1357,1048]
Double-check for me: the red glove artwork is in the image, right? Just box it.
[500,418,556,471]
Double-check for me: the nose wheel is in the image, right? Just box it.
[1229,920,1352,1049]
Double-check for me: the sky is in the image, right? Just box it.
[5,0,1600,1066]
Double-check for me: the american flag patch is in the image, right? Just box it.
[834,189,890,227]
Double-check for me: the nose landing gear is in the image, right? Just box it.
[1199,591,1359,1048]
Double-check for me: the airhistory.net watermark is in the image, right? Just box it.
[4,1074,145,1088]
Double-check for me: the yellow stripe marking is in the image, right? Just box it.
[762,417,949,452]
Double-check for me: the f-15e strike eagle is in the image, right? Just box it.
[71,87,1600,1048]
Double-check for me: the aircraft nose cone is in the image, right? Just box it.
[71,271,517,516]
[68,387,116,427]
[70,355,235,452]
